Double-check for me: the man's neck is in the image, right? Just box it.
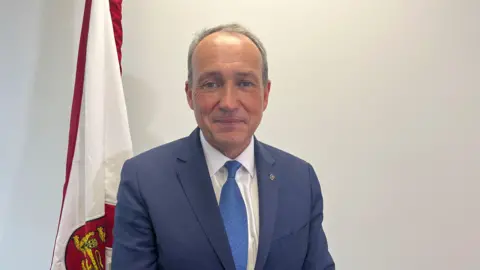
[219,144,249,159]
[201,131,252,159]
[213,138,251,159]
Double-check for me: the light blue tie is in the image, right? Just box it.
[219,160,248,270]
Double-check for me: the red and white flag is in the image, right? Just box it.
[50,0,132,269]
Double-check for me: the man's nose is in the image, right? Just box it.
[219,83,238,111]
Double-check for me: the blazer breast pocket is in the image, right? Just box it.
[266,223,310,269]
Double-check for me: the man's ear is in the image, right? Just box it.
[262,80,271,111]
[185,80,194,110]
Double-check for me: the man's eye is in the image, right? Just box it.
[201,82,219,89]
[238,81,254,87]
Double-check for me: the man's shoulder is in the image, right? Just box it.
[258,140,317,188]
[258,140,310,168]
[125,135,189,168]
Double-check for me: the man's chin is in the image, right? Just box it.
[212,131,249,146]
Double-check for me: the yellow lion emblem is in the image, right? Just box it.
[73,227,107,270]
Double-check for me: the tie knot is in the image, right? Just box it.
[224,160,242,179]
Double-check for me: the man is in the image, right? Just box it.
[112,23,335,270]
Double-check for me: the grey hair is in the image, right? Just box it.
[187,23,269,87]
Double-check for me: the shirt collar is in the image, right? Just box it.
[200,130,255,177]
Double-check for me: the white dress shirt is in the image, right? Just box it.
[200,131,259,270]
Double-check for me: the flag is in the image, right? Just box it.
[50,0,132,269]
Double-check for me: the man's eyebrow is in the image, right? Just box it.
[236,71,260,82]
[197,71,222,82]
[236,71,257,77]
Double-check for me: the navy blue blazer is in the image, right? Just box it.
[112,128,335,270]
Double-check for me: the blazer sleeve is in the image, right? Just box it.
[111,159,160,270]
[302,163,336,270]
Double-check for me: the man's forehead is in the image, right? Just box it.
[192,32,261,63]
[207,32,244,46]
[197,32,251,48]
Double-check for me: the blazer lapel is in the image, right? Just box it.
[175,128,235,270]
[254,140,279,270]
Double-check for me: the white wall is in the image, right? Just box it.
[1,0,479,269]
[0,0,79,269]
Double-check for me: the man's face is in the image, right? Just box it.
[186,32,271,155]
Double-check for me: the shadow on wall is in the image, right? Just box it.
[0,0,75,269]
[122,74,165,154]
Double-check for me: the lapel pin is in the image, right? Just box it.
[269,173,275,181]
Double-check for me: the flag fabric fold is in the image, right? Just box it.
[50,0,132,269]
